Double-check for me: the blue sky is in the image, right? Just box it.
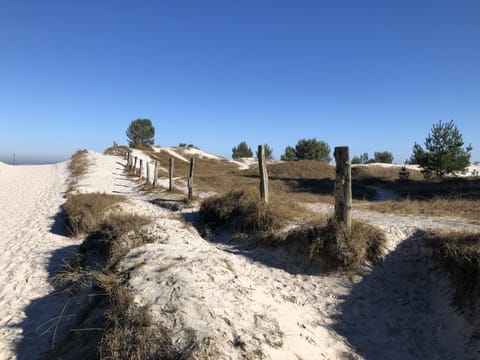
[1,0,479,164]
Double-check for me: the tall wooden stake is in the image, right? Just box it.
[169,158,174,192]
[258,145,269,203]
[133,157,137,174]
[334,146,352,231]
[153,161,158,188]
[139,159,143,179]
[187,158,195,202]
[146,161,150,183]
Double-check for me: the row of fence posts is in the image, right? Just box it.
[124,145,352,233]
[125,152,192,200]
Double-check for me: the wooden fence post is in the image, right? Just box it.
[146,161,150,184]
[153,161,158,188]
[334,146,352,231]
[187,158,195,202]
[258,145,269,203]
[139,159,143,179]
[133,157,137,174]
[169,158,174,192]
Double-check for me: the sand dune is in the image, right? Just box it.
[1,151,479,359]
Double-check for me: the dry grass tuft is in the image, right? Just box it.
[287,219,386,271]
[64,193,126,236]
[365,198,480,222]
[104,145,130,156]
[69,149,90,178]
[80,212,153,268]
[424,230,480,313]
[200,190,292,234]
[68,149,90,192]
[96,271,178,360]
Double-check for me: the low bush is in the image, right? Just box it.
[424,230,480,313]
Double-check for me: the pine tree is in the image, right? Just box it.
[232,141,253,159]
[126,119,155,147]
[411,120,472,178]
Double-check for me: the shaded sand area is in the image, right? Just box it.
[0,162,78,358]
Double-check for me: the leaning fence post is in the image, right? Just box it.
[139,159,143,179]
[187,158,195,202]
[334,146,352,231]
[169,158,174,192]
[153,161,158,188]
[258,145,269,203]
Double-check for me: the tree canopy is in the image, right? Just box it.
[373,151,394,164]
[410,120,472,178]
[126,119,155,147]
[281,138,331,163]
[255,144,274,160]
[232,141,253,159]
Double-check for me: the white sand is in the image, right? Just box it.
[152,146,189,163]
[0,161,78,358]
[2,151,479,359]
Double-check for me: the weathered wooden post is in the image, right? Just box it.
[139,159,143,179]
[169,158,174,192]
[146,161,150,184]
[126,152,130,167]
[334,146,352,231]
[133,157,138,175]
[187,158,195,202]
[258,145,269,203]
[153,161,158,188]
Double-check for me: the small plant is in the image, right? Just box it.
[398,163,410,180]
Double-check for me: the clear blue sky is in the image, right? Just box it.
[1,0,479,164]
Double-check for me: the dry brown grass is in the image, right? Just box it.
[64,193,127,236]
[80,212,153,268]
[424,230,480,313]
[287,218,386,271]
[104,145,130,156]
[57,191,183,359]
[68,149,90,192]
[200,190,385,271]
[96,271,178,360]
[364,198,480,222]
[200,190,312,235]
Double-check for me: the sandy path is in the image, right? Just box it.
[0,162,77,359]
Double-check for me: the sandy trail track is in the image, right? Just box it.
[0,163,77,359]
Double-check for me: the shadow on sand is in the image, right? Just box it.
[332,231,475,359]
[13,244,79,360]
